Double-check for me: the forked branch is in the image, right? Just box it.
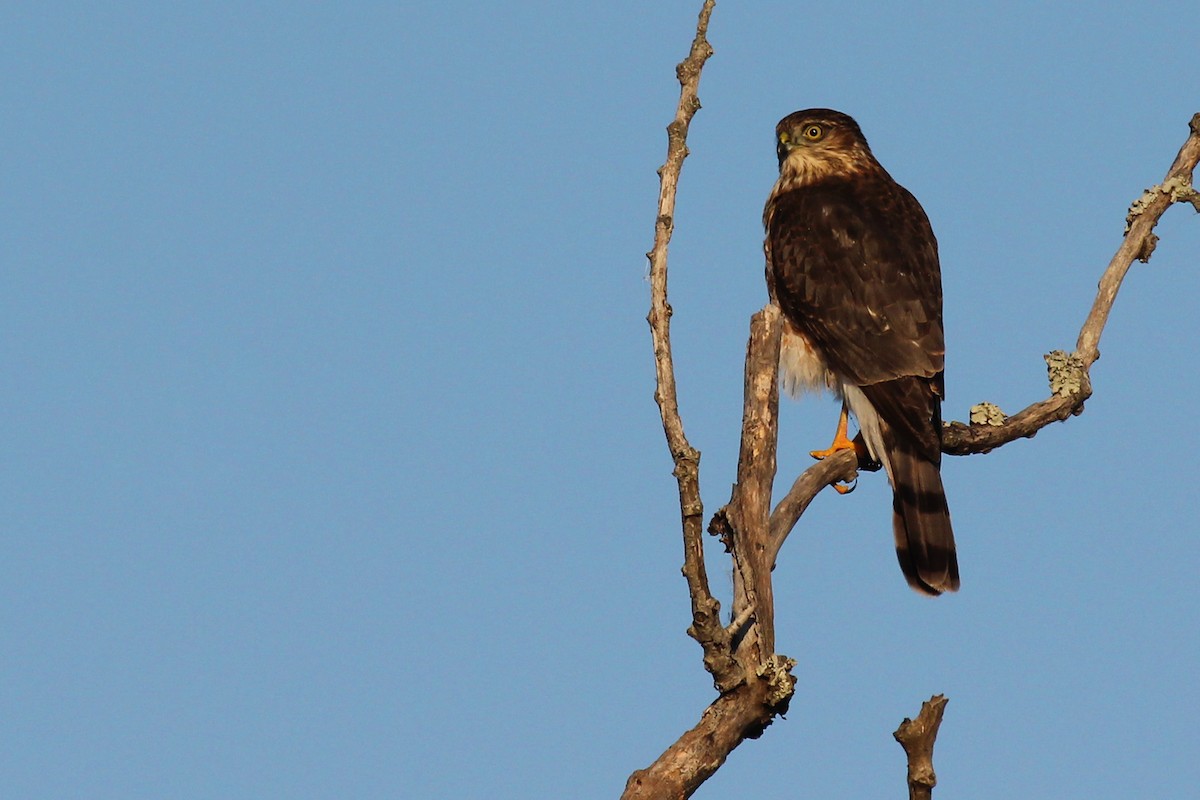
[632,3,797,798]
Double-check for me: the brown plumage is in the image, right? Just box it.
[763,109,959,595]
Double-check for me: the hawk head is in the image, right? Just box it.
[775,109,876,187]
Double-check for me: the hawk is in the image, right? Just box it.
[763,109,959,595]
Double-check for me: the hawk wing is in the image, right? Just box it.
[767,172,959,594]
[766,174,944,396]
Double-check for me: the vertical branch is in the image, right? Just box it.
[644,1,731,682]
[726,306,782,658]
[627,5,794,797]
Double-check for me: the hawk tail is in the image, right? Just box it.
[890,447,959,596]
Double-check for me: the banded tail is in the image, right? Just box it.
[889,442,959,595]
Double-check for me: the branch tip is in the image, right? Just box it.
[894,695,949,800]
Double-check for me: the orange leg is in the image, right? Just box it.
[809,402,857,459]
[810,402,867,495]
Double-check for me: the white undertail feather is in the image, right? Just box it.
[842,384,891,480]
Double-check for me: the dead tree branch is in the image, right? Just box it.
[724,304,782,659]
[631,3,796,798]
[642,0,733,697]
[939,111,1200,456]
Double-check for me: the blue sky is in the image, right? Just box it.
[2,2,1197,798]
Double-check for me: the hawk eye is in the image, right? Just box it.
[802,124,824,141]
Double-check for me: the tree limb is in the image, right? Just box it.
[622,677,792,800]
[725,305,782,659]
[643,0,733,692]
[942,111,1200,456]
[633,4,800,798]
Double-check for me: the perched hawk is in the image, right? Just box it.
[763,109,959,595]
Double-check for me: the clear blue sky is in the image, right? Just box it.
[3,2,1198,798]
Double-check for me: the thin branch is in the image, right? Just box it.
[630,5,796,798]
[1077,111,1200,363]
[643,0,731,688]
[894,695,949,800]
[941,391,1085,455]
[767,448,858,568]
[942,111,1200,456]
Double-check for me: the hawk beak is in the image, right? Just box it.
[776,139,791,170]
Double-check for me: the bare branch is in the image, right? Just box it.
[725,305,782,658]
[941,389,1087,455]
[643,0,730,688]
[631,5,804,797]
[622,677,793,800]
[941,112,1200,455]
[1076,113,1200,364]
[767,447,859,566]
[894,695,950,800]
